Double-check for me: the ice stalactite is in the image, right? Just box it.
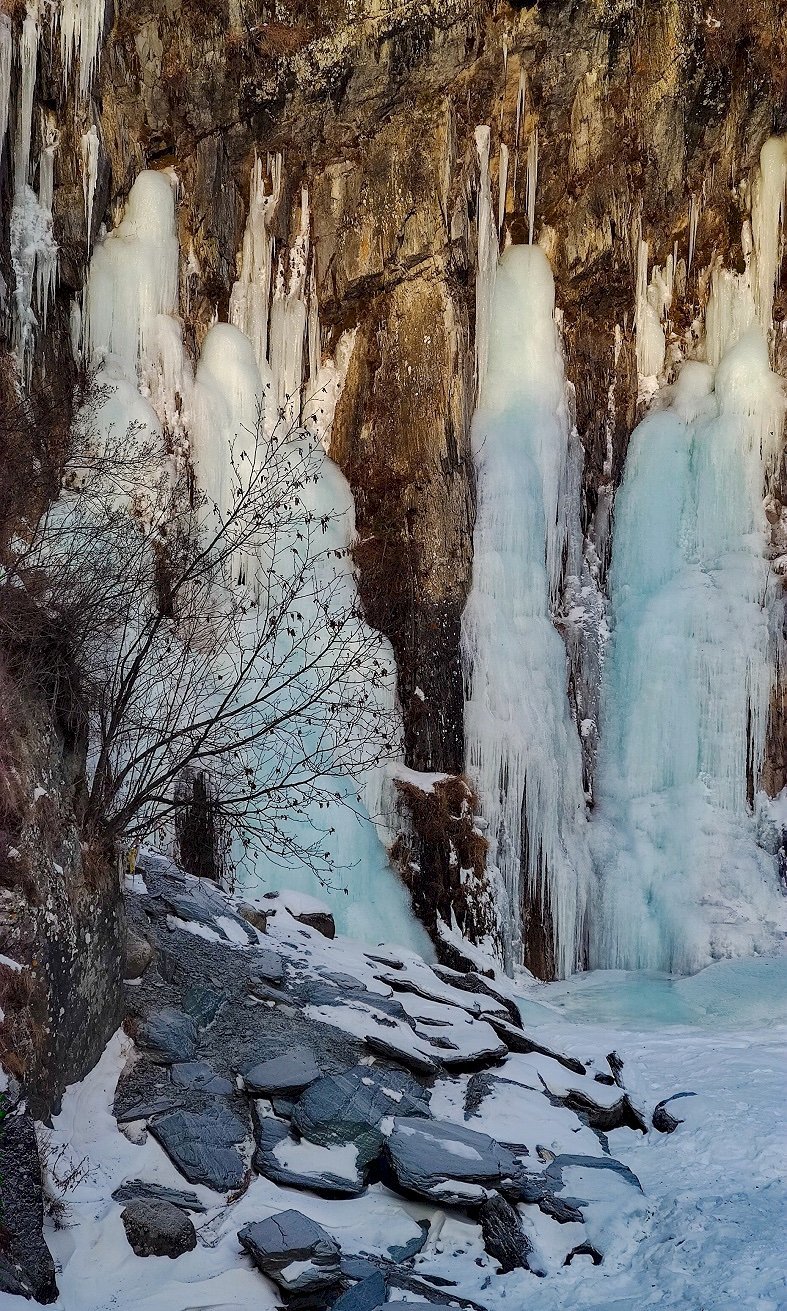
[13,1,39,191]
[80,125,99,249]
[269,188,310,426]
[462,246,590,976]
[34,115,59,335]
[474,125,497,390]
[58,0,107,102]
[634,236,674,384]
[0,13,12,160]
[751,135,787,329]
[526,126,538,246]
[229,153,282,375]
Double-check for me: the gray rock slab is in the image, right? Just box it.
[292,1066,431,1169]
[149,1104,247,1191]
[487,1016,586,1074]
[0,1111,58,1303]
[252,1115,365,1198]
[251,948,285,984]
[384,1116,520,1207]
[364,1033,439,1077]
[238,1210,341,1295]
[112,1180,206,1212]
[121,1199,197,1258]
[171,1061,235,1096]
[331,1271,387,1311]
[137,1007,198,1064]
[243,1047,321,1096]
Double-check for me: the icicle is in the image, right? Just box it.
[35,114,59,333]
[751,135,787,330]
[14,2,39,192]
[462,245,590,975]
[526,126,538,245]
[0,13,12,158]
[59,0,106,102]
[497,142,508,237]
[80,125,99,250]
[591,332,786,972]
[688,192,700,273]
[634,235,672,382]
[511,65,527,201]
[268,186,310,427]
[474,126,497,389]
[229,152,282,375]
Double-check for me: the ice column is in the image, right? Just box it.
[229,153,282,373]
[13,2,39,191]
[0,14,12,158]
[474,126,497,389]
[462,245,590,975]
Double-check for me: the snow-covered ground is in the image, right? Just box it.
[21,905,786,1311]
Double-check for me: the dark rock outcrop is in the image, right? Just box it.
[0,1109,58,1303]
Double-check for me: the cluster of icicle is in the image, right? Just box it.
[591,137,787,972]
[1,0,105,379]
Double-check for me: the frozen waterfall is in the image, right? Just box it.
[590,335,787,971]
[462,245,591,977]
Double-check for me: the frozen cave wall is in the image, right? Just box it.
[0,0,786,1084]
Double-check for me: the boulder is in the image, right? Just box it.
[253,1115,365,1198]
[121,1199,197,1258]
[383,1116,519,1208]
[123,931,154,980]
[0,1110,58,1303]
[112,1179,206,1212]
[136,1008,198,1064]
[171,1061,235,1096]
[295,909,336,938]
[238,1210,341,1297]
[238,902,268,932]
[149,1104,247,1191]
[243,1047,321,1096]
[292,1066,431,1169]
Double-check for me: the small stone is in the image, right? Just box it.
[121,1199,197,1258]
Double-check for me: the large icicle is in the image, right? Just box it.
[591,333,786,971]
[58,0,106,102]
[268,187,310,427]
[474,126,497,389]
[13,2,39,191]
[462,245,590,976]
[0,13,12,159]
[229,153,282,374]
[751,135,787,330]
[80,125,99,249]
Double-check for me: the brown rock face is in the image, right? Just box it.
[4,0,787,984]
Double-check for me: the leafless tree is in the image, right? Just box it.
[1,381,398,879]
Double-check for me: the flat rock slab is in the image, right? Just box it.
[487,1016,586,1074]
[121,1199,197,1258]
[0,1111,58,1303]
[137,1007,198,1064]
[364,1033,440,1077]
[384,1116,520,1208]
[239,1209,341,1296]
[251,948,285,984]
[149,1104,247,1192]
[243,1047,321,1096]
[182,985,228,1028]
[253,1115,365,1198]
[112,1179,206,1212]
[332,1271,387,1311]
[292,1065,431,1169]
[172,1061,235,1095]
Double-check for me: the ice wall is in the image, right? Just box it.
[462,245,590,975]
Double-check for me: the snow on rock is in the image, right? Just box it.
[30,857,787,1310]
